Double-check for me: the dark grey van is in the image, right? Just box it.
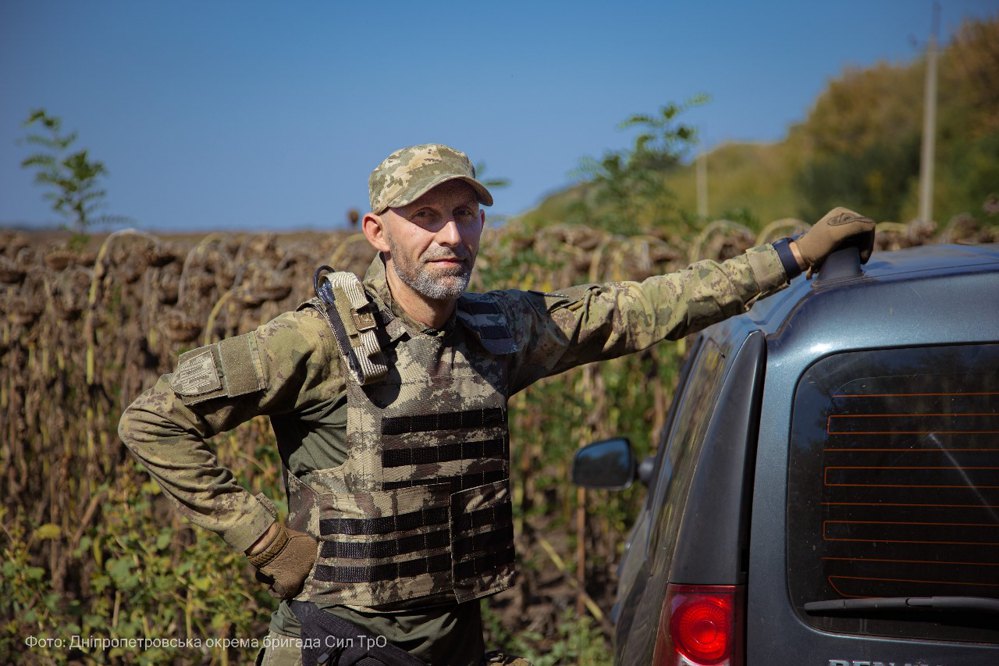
[573,244,999,665]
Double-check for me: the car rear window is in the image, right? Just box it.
[787,343,999,642]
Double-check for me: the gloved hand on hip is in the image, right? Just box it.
[246,521,318,599]
[793,207,876,276]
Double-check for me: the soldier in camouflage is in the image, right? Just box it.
[118,143,875,666]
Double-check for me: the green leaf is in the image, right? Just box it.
[33,523,62,540]
[106,557,138,590]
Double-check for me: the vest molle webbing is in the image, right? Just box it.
[290,268,518,608]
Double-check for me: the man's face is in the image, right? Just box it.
[378,180,485,301]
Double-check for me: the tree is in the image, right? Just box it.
[931,16,999,221]
[21,109,115,233]
[791,63,923,222]
[576,96,707,233]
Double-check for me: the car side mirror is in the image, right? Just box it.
[571,437,635,490]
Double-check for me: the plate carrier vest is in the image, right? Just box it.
[287,266,518,609]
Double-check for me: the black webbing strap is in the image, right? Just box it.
[382,469,506,492]
[381,437,508,468]
[313,553,452,584]
[320,529,450,559]
[320,507,449,537]
[454,502,513,532]
[289,600,427,666]
[381,408,506,435]
[454,545,516,580]
[453,526,513,559]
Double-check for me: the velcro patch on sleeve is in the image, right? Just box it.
[171,347,222,398]
[169,333,265,405]
[218,333,265,397]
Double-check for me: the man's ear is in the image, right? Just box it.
[362,212,391,253]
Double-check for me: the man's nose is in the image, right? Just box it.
[436,218,462,247]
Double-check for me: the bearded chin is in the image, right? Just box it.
[384,232,475,301]
[390,253,472,301]
[405,267,471,301]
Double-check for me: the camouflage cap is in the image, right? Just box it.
[369,144,494,213]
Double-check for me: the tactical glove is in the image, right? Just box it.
[247,522,318,599]
[795,207,876,275]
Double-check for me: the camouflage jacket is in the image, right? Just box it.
[118,245,789,555]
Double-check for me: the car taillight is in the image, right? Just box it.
[652,584,744,666]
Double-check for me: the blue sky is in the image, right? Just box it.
[1,0,997,232]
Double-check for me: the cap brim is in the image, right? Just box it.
[388,175,493,211]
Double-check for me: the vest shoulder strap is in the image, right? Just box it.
[456,293,518,355]
[301,267,388,385]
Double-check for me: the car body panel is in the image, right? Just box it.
[603,244,999,664]
[748,244,999,664]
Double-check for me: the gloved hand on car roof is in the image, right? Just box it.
[790,207,876,277]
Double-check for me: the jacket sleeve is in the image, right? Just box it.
[117,307,342,552]
[502,243,789,393]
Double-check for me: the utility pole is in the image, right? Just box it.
[696,151,708,219]
[917,1,940,223]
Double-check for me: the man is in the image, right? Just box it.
[118,144,875,665]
